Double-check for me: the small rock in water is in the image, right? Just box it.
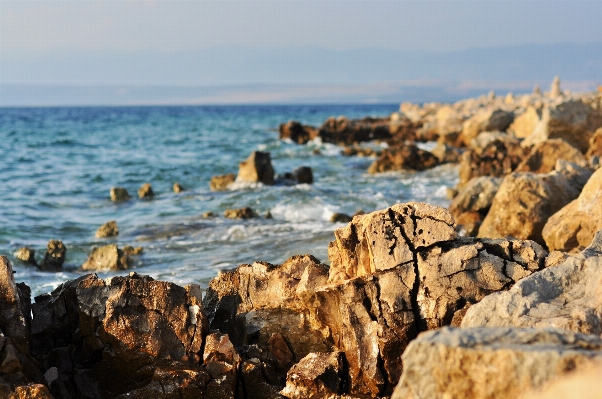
[224,207,257,219]
[209,173,236,191]
[202,211,215,218]
[39,240,66,270]
[82,244,130,271]
[122,245,143,256]
[292,166,314,184]
[110,187,131,202]
[15,246,36,265]
[265,210,273,219]
[95,220,118,238]
[237,151,275,185]
[330,213,352,223]
[138,183,154,199]
[172,182,185,193]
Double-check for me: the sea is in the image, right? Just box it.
[0,104,458,297]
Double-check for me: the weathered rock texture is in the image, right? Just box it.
[237,151,275,185]
[210,173,236,191]
[507,106,542,138]
[448,176,501,235]
[39,240,66,270]
[392,327,602,399]
[462,231,602,334]
[15,247,36,265]
[368,144,439,173]
[95,220,118,238]
[30,273,208,398]
[459,109,514,146]
[586,127,602,159]
[543,166,602,252]
[514,139,588,173]
[522,99,602,153]
[280,351,347,399]
[81,244,131,271]
[110,187,130,202]
[521,361,602,399]
[478,160,592,245]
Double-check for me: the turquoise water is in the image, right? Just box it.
[0,105,457,296]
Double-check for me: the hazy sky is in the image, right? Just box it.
[3,0,602,54]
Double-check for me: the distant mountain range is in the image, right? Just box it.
[2,42,601,105]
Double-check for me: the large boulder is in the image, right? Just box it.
[514,139,588,173]
[462,231,602,334]
[81,244,131,271]
[237,151,275,185]
[522,99,602,153]
[459,109,514,146]
[367,144,439,173]
[477,160,592,245]
[278,121,317,144]
[392,327,602,399]
[30,273,209,398]
[542,167,602,252]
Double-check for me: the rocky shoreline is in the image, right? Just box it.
[2,79,602,398]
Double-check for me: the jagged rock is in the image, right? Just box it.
[469,131,520,155]
[430,142,463,164]
[15,247,36,265]
[586,127,602,159]
[172,182,184,193]
[462,232,602,334]
[224,207,257,219]
[110,187,130,202]
[237,151,275,185]
[95,220,118,238]
[459,109,514,146]
[522,99,602,153]
[457,139,527,189]
[30,273,208,398]
[39,240,66,270]
[241,358,285,399]
[508,106,542,138]
[81,244,130,271]
[392,327,602,399]
[279,121,318,144]
[522,361,602,399]
[317,116,392,145]
[327,202,456,283]
[367,144,439,173]
[137,183,154,199]
[514,139,588,173]
[280,351,347,399]
[291,166,313,184]
[116,365,210,399]
[210,173,236,191]
[203,333,240,399]
[449,176,501,223]
[330,213,352,223]
[478,160,592,245]
[542,167,602,252]
[0,384,55,399]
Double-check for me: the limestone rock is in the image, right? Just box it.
[392,327,602,399]
[368,144,439,173]
[172,182,184,193]
[30,273,208,398]
[430,143,463,164]
[280,351,347,399]
[138,183,154,199]
[508,106,543,138]
[468,131,520,155]
[110,187,130,202]
[81,244,130,271]
[39,240,66,270]
[327,202,456,283]
[224,207,257,219]
[95,220,118,238]
[449,176,501,221]
[203,333,240,399]
[543,167,602,251]
[210,173,236,191]
[514,139,588,173]
[462,232,602,334]
[522,99,602,153]
[460,109,514,146]
[237,151,275,185]
[14,247,36,265]
[478,160,592,245]
[278,120,318,144]
[521,361,602,399]
[586,127,602,159]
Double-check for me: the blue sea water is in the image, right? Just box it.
[0,105,458,296]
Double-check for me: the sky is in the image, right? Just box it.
[1,0,602,105]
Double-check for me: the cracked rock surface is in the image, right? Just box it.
[392,326,602,399]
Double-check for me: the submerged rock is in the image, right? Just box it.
[237,151,275,185]
[543,167,602,252]
[224,207,257,219]
[392,327,602,399]
[95,220,118,238]
[39,240,66,270]
[172,182,185,193]
[210,173,236,191]
[110,187,131,202]
[138,183,154,199]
